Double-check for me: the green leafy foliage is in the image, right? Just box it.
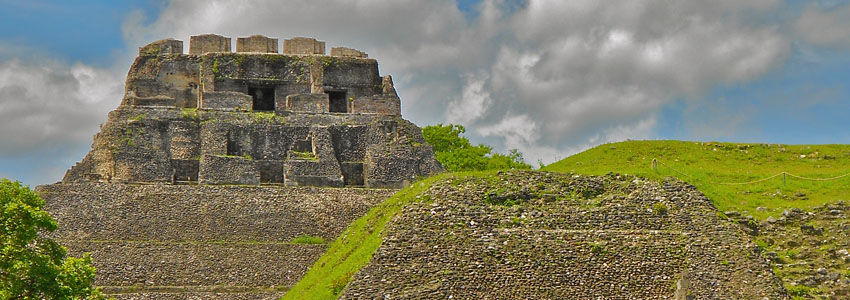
[423,124,531,171]
[289,235,325,245]
[0,179,105,299]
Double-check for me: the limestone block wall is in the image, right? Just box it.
[236,35,278,53]
[201,91,252,111]
[63,106,443,187]
[330,47,367,58]
[285,93,329,113]
[282,37,325,55]
[38,183,394,298]
[198,155,259,185]
[139,38,183,56]
[320,57,382,98]
[189,34,231,54]
[124,55,200,109]
[351,95,400,115]
[284,127,344,187]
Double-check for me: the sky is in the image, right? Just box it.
[1,0,850,186]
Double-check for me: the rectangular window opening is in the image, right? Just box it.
[327,91,347,113]
[249,86,276,111]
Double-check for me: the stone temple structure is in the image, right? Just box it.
[63,34,441,188]
[39,34,442,299]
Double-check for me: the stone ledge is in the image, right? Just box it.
[63,241,325,287]
[40,183,393,242]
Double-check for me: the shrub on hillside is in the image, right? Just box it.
[423,124,531,171]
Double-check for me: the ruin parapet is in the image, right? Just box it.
[236,35,278,53]
[283,37,325,55]
[189,34,231,54]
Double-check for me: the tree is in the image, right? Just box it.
[423,124,532,172]
[1,179,104,300]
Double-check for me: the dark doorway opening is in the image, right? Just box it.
[249,86,275,111]
[327,91,347,113]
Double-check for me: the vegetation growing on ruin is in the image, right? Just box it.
[291,150,317,161]
[283,173,458,300]
[251,111,285,124]
[423,124,532,171]
[289,235,326,245]
[214,153,252,160]
[180,108,199,120]
[543,140,850,220]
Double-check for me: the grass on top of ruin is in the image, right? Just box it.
[282,171,492,300]
[543,140,850,220]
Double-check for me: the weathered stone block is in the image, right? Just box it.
[236,35,278,53]
[201,91,252,111]
[284,127,344,187]
[282,37,325,55]
[284,93,329,113]
[198,155,259,185]
[351,95,400,115]
[330,47,367,58]
[321,57,382,98]
[139,38,183,56]
[382,75,397,96]
[189,34,231,55]
[130,96,177,107]
[168,121,200,160]
[363,153,418,188]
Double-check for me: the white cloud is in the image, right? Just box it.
[0,59,122,155]
[446,74,492,125]
[794,2,850,49]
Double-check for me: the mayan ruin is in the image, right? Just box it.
[62,34,442,188]
[38,34,443,299]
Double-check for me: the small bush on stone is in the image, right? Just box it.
[292,150,317,161]
[589,242,606,254]
[653,202,668,215]
[785,284,820,298]
[181,108,199,120]
[290,235,325,245]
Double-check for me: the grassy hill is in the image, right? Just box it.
[284,140,850,299]
[543,140,850,220]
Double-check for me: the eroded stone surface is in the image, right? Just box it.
[342,171,790,299]
[39,184,394,298]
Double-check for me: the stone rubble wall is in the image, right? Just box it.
[38,183,392,242]
[38,183,394,298]
[342,171,790,299]
[62,107,443,187]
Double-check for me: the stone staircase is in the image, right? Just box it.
[38,183,393,299]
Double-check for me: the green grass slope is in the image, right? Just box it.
[282,173,460,300]
[543,140,850,219]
